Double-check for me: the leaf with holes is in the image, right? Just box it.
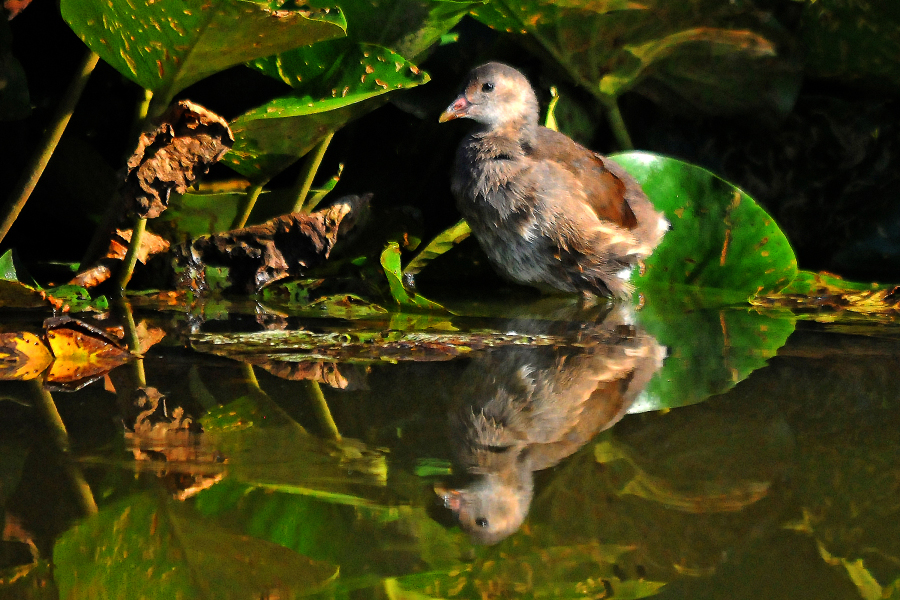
[226,44,429,180]
[61,0,347,103]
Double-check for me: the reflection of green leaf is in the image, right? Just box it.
[380,242,449,312]
[204,424,389,505]
[612,152,798,297]
[61,0,347,103]
[403,219,471,277]
[53,493,338,600]
[226,44,429,180]
[634,301,795,411]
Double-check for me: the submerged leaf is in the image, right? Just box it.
[751,270,900,315]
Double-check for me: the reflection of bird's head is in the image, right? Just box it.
[439,62,539,130]
[435,473,534,545]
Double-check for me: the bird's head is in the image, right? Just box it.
[439,62,540,131]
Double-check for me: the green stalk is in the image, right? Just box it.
[0,50,100,245]
[603,97,634,150]
[231,182,265,230]
[291,132,334,213]
[300,380,341,442]
[114,215,147,292]
[118,298,147,386]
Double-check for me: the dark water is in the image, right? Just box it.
[1,297,899,599]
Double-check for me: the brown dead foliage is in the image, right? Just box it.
[4,0,31,18]
[71,228,171,288]
[124,100,233,219]
[174,194,371,294]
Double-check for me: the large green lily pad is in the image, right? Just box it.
[612,152,798,298]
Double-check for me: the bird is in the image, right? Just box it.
[439,62,668,299]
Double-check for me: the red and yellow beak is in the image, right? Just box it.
[438,95,471,123]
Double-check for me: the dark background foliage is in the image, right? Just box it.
[1,0,899,281]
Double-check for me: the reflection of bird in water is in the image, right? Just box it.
[436,319,664,544]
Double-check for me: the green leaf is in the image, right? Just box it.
[403,219,471,277]
[0,249,37,287]
[322,0,476,61]
[53,493,339,600]
[61,0,347,102]
[380,242,449,312]
[151,191,246,241]
[225,44,429,180]
[470,0,800,116]
[611,152,798,298]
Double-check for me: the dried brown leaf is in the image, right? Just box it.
[124,100,233,219]
[70,228,171,288]
[175,193,371,293]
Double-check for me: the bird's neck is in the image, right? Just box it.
[470,120,538,158]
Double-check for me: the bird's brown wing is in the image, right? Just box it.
[531,127,638,229]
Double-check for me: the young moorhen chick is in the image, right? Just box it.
[439,63,668,298]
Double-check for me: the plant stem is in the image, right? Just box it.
[0,50,100,246]
[129,88,154,141]
[29,380,98,515]
[603,97,634,150]
[301,380,341,442]
[291,132,334,213]
[231,182,265,230]
[117,298,147,386]
[114,215,147,292]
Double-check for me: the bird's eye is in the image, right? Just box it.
[475,517,489,528]
[481,82,494,93]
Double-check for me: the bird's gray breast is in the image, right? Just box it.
[451,140,563,289]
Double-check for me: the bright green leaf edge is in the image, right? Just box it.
[612,151,798,299]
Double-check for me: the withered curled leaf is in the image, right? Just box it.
[124,100,234,219]
[175,194,371,293]
[71,228,171,288]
